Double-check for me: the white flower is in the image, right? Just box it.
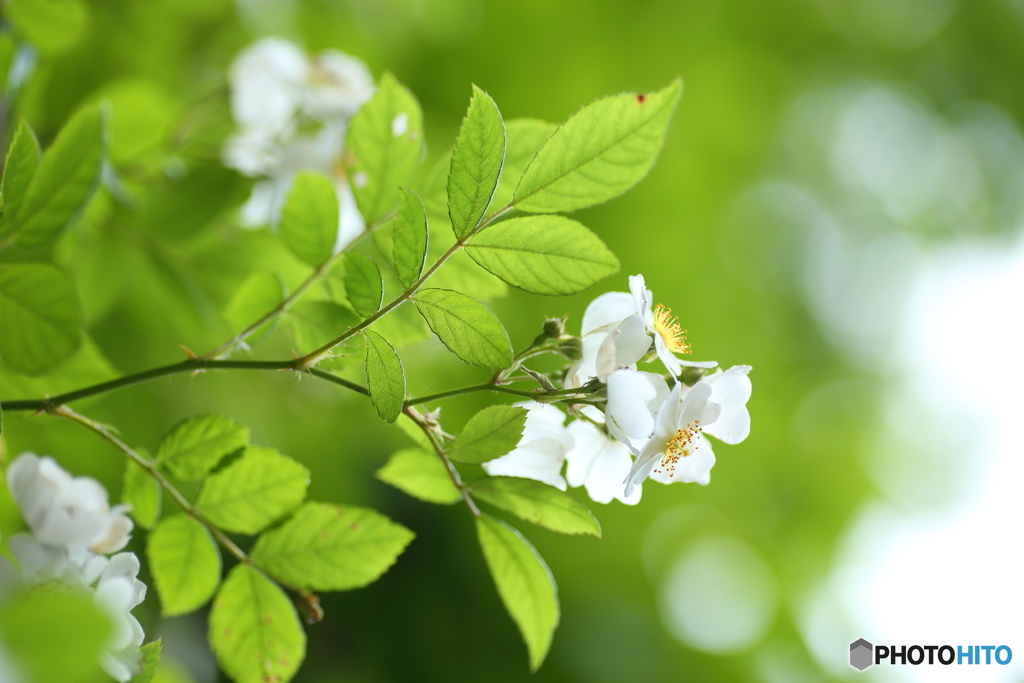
[623,381,722,497]
[303,50,374,119]
[564,407,642,505]
[695,365,753,444]
[604,369,670,449]
[228,37,307,134]
[482,403,574,490]
[571,274,716,385]
[7,454,133,554]
[94,554,147,682]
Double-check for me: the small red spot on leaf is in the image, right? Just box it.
[637,94,646,104]
[263,614,274,624]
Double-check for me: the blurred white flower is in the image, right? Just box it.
[7,454,133,554]
[564,407,642,505]
[482,402,574,490]
[94,553,147,682]
[569,274,716,385]
[224,37,374,248]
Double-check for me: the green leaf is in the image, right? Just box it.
[363,330,405,423]
[469,477,601,536]
[392,188,428,288]
[347,72,424,224]
[366,298,430,349]
[224,271,286,346]
[448,85,505,237]
[287,300,359,352]
[196,446,309,534]
[123,458,161,529]
[5,0,88,55]
[0,336,115,401]
[476,515,559,671]
[147,514,221,616]
[492,119,556,208]
[1,104,105,251]
[466,215,619,295]
[0,587,112,682]
[280,171,339,267]
[0,120,41,239]
[155,415,250,481]
[209,565,306,683]
[513,79,682,213]
[0,263,82,376]
[251,502,415,591]
[130,640,162,683]
[412,288,511,368]
[376,447,461,504]
[343,252,383,318]
[449,405,528,464]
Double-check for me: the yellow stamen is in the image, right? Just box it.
[652,304,691,354]
[652,420,701,479]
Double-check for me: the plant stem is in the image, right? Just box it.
[406,382,535,406]
[293,203,514,370]
[403,406,480,516]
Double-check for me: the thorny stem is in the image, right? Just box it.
[51,406,252,568]
[403,406,480,516]
[293,203,515,370]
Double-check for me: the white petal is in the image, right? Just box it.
[627,274,651,323]
[678,358,720,369]
[677,381,720,430]
[653,333,682,376]
[482,441,567,490]
[564,420,608,489]
[581,291,636,336]
[229,37,307,132]
[222,126,286,177]
[303,50,374,120]
[565,422,642,505]
[335,181,366,251]
[606,369,667,442]
[654,381,685,439]
[701,365,753,444]
[650,433,716,485]
[623,436,667,498]
[238,180,280,228]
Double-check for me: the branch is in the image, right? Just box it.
[403,406,480,516]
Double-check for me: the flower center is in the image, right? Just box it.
[652,420,701,479]
[652,304,691,354]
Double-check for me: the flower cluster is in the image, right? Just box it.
[0,454,146,682]
[484,274,752,503]
[223,36,374,247]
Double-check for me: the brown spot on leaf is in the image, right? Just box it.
[349,522,362,530]
[263,614,274,624]
[637,94,646,103]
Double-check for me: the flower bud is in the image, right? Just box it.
[556,336,583,360]
[542,317,566,338]
[680,366,705,386]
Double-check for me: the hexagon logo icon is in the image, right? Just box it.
[850,638,873,671]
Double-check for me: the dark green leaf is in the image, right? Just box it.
[393,188,428,288]
[476,515,559,671]
[147,514,221,616]
[412,288,511,368]
[196,446,309,534]
[209,565,306,683]
[343,253,383,318]
[448,85,505,237]
[450,405,528,464]
[466,215,619,295]
[155,415,250,481]
[513,79,681,213]
[470,476,601,536]
[363,330,405,423]
[0,263,82,376]
[376,448,461,504]
[347,72,424,224]
[251,502,415,591]
[280,172,339,266]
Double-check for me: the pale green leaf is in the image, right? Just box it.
[366,299,430,348]
[476,515,559,671]
[147,514,221,616]
[347,72,424,224]
[122,458,161,529]
[491,119,556,208]
[412,288,511,368]
[251,502,414,591]
[5,0,88,55]
[209,565,306,683]
[280,172,339,267]
[376,447,461,504]
[466,215,619,295]
[155,415,250,481]
[223,271,286,346]
[0,263,82,376]
[343,252,383,318]
[0,588,112,683]
[197,446,309,534]
[449,405,528,464]
[393,188,428,288]
[0,120,41,239]
[2,104,105,251]
[0,336,115,401]
[448,85,505,237]
[287,300,359,353]
[364,330,405,423]
[129,640,162,683]
[513,79,682,213]
[469,476,601,536]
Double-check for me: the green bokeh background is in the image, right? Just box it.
[2,0,1022,681]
